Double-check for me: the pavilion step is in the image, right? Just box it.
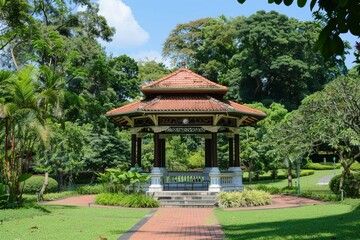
[150,191,218,208]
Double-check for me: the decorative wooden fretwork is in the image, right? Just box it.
[218,117,237,127]
[134,117,154,127]
[165,127,206,133]
[159,117,213,126]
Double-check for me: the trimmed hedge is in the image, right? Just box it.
[350,161,360,172]
[329,173,360,198]
[77,185,105,195]
[95,193,159,208]
[243,169,315,181]
[304,162,341,170]
[22,176,58,194]
[217,190,272,208]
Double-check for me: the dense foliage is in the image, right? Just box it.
[163,11,346,109]
[237,0,360,70]
[1,0,359,208]
[329,173,360,198]
[274,75,360,189]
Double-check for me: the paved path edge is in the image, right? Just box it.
[117,209,158,240]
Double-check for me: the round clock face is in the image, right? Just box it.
[182,118,189,124]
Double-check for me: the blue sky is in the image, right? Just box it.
[94,0,357,68]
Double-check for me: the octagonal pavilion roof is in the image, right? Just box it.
[106,67,266,127]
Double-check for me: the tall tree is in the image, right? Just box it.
[237,0,360,63]
[224,11,346,108]
[274,74,360,190]
[163,12,347,108]
[138,60,171,85]
[0,65,59,205]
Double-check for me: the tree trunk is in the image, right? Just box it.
[287,167,293,188]
[39,172,49,201]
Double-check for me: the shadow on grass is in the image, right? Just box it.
[220,208,360,240]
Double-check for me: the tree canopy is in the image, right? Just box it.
[163,11,346,109]
[237,0,360,72]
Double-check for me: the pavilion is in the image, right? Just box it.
[106,65,266,192]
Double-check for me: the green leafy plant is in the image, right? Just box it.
[97,169,150,193]
[0,183,10,209]
[217,190,272,208]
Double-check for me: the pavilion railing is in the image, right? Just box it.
[142,169,243,192]
[164,171,204,183]
[219,171,244,191]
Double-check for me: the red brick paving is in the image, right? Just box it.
[44,194,325,240]
[129,208,224,240]
[44,194,96,207]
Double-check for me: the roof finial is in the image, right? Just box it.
[181,59,186,68]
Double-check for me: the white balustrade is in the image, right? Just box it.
[143,169,243,192]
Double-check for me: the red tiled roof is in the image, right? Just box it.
[106,95,266,117]
[228,101,266,116]
[141,68,227,94]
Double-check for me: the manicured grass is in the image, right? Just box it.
[244,169,342,192]
[0,204,150,240]
[215,200,360,240]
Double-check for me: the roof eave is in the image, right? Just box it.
[141,88,228,94]
[106,109,266,119]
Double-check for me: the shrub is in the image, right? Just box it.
[217,190,272,208]
[0,183,9,209]
[22,176,58,194]
[42,191,77,201]
[329,173,360,198]
[299,170,315,177]
[350,161,360,172]
[95,193,159,208]
[281,186,298,194]
[253,184,281,194]
[300,191,340,202]
[77,185,105,195]
[243,169,314,182]
[304,162,341,170]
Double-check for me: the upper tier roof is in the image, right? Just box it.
[141,67,228,95]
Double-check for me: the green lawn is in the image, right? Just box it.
[215,200,360,240]
[0,204,149,240]
[244,169,342,192]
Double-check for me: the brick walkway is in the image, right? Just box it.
[45,194,96,206]
[45,194,325,240]
[126,208,223,240]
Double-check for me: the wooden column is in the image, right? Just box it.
[211,133,218,167]
[234,134,240,167]
[136,137,142,167]
[159,138,166,168]
[205,138,211,167]
[229,137,234,167]
[131,134,136,167]
[154,133,161,167]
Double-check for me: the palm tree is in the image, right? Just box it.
[0,65,61,206]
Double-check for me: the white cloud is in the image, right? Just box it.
[130,50,172,68]
[96,0,149,50]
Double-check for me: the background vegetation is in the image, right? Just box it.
[0,1,359,208]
